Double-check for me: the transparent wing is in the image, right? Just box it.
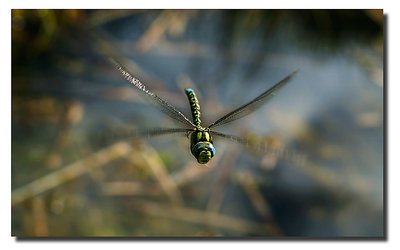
[90,127,194,146]
[139,128,195,138]
[110,58,196,128]
[208,71,298,129]
[210,131,305,163]
[210,131,253,148]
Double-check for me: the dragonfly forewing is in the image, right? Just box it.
[208,70,298,129]
[110,58,196,128]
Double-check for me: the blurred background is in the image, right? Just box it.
[11,9,384,237]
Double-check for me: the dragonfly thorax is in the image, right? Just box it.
[190,129,215,164]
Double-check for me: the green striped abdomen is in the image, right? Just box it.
[185,88,201,127]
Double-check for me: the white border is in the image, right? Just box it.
[3,1,399,249]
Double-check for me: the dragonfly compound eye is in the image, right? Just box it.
[198,150,211,164]
[192,142,216,164]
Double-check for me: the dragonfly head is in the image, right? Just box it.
[192,141,216,164]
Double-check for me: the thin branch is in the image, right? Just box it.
[236,171,283,236]
[125,142,184,205]
[127,198,279,236]
[12,142,132,206]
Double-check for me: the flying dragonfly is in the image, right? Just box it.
[109,58,298,164]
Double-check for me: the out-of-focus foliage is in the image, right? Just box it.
[12,9,383,237]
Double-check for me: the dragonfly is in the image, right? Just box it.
[109,58,298,164]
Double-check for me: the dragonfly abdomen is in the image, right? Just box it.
[185,88,201,126]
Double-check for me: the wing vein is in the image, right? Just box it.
[208,70,298,128]
[110,58,196,128]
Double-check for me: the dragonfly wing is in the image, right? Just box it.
[208,70,298,129]
[210,131,259,149]
[210,131,305,163]
[90,127,194,146]
[110,58,196,128]
[139,128,195,138]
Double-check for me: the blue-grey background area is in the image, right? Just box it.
[12,10,383,237]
